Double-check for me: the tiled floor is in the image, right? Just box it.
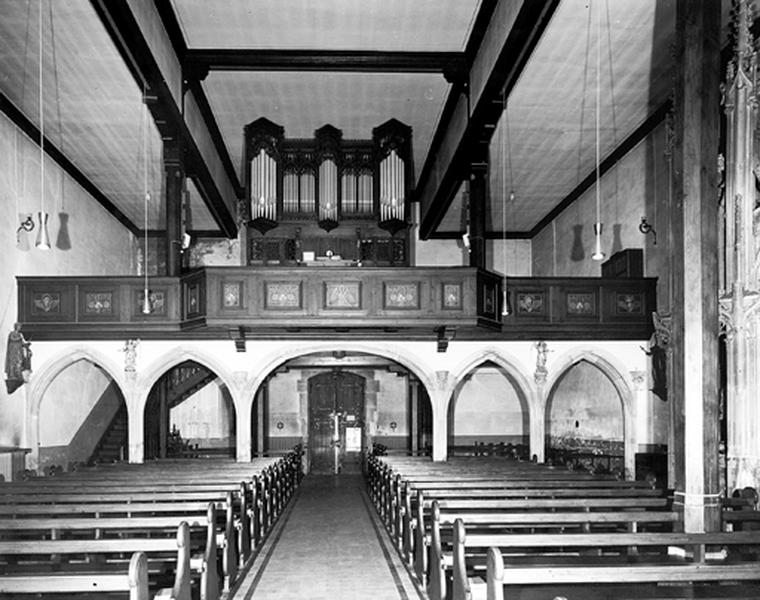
[232,474,424,600]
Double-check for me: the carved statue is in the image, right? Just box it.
[121,339,139,376]
[643,312,671,402]
[5,323,32,394]
[534,340,549,384]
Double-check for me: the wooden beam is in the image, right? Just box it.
[0,92,140,237]
[184,49,467,77]
[153,1,244,199]
[417,0,560,239]
[90,0,238,238]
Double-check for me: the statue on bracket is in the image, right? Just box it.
[5,323,32,394]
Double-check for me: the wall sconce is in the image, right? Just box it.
[639,216,657,245]
[17,215,35,239]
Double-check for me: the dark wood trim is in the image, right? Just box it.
[418,0,561,239]
[187,80,244,198]
[152,2,245,199]
[0,92,140,237]
[152,0,187,59]
[529,99,672,238]
[184,49,467,75]
[464,0,499,63]
[90,0,238,238]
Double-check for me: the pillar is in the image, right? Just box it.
[164,138,184,277]
[410,378,419,456]
[468,161,488,269]
[670,0,721,532]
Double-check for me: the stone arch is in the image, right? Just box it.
[447,348,539,459]
[27,346,126,471]
[239,341,439,462]
[544,347,636,479]
[131,346,239,463]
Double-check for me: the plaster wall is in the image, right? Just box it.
[0,114,133,448]
[531,123,667,283]
[170,380,235,447]
[450,367,527,444]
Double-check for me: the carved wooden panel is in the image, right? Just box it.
[384,282,419,309]
[441,282,462,310]
[265,281,302,309]
[324,281,362,309]
[80,288,118,321]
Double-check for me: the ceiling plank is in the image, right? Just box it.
[184,49,467,76]
[417,0,560,239]
[90,0,238,238]
[0,92,140,237]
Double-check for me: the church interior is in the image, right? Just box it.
[2,0,760,598]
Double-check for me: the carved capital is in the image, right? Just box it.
[435,370,450,391]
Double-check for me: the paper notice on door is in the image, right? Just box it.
[345,426,362,452]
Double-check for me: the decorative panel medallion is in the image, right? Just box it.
[222,281,243,309]
[384,282,419,309]
[265,282,301,309]
[442,283,462,309]
[137,289,167,316]
[616,293,643,315]
[516,292,545,315]
[84,292,114,315]
[482,284,496,317]
[566,292,595,316]
[324,282,361,309]
[186,283,200,316]
[32,292,61,315]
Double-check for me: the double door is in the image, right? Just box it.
[308,371,365,474]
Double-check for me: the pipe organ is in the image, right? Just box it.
[243,118,412,258]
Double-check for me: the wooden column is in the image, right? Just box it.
[670,0,721,532]
[164,139,184,277]
[409,378,419,456]
[468,162,488,269]
[158,380,169,459]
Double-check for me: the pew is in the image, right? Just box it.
[482,545,760,600]
[0,550,148,599]
[443,518,760,600]
[0,522,209,600]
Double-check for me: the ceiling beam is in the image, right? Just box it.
[184,49,467,78]
[416,0,561,239]
[90,0,238,238]
[0,92,140,237]
[153,1,244,199]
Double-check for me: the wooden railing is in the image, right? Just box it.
[16,269,656,341]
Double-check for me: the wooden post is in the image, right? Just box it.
[164,138,184,278]
[468,161,488,269]
[409,378,419,456]
[670,0,721,532]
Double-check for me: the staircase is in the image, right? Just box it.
[89,404,128,464]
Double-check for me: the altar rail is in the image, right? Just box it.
[16,270,655,341]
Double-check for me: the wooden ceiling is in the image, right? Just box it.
[0,0,719,241]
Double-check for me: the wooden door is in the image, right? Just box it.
[308,371,365,474]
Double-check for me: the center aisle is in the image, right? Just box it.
[233,474,424,600]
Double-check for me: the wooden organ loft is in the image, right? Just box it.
[244,118,411,267]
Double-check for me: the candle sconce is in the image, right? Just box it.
[639,217,657,245]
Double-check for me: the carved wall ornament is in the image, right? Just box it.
[435,370,450,390]
[533,340,550,384]
[121,339,139,378]
[629,370,647,392]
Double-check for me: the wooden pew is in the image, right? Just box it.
[483,545,760,600]
[0,522,210,600]
[0,550,149,599]
[0,504,228,596]
[445,518,760,600]
[422,500,680,597]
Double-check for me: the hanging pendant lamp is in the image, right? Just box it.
[591,0,605,261]
[35,0,50,250]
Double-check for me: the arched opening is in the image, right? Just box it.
[250,351,432,472]
[447,360,530,458]
[143,360,236,460]
[546,359,624,476]
[38,358,126,473]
